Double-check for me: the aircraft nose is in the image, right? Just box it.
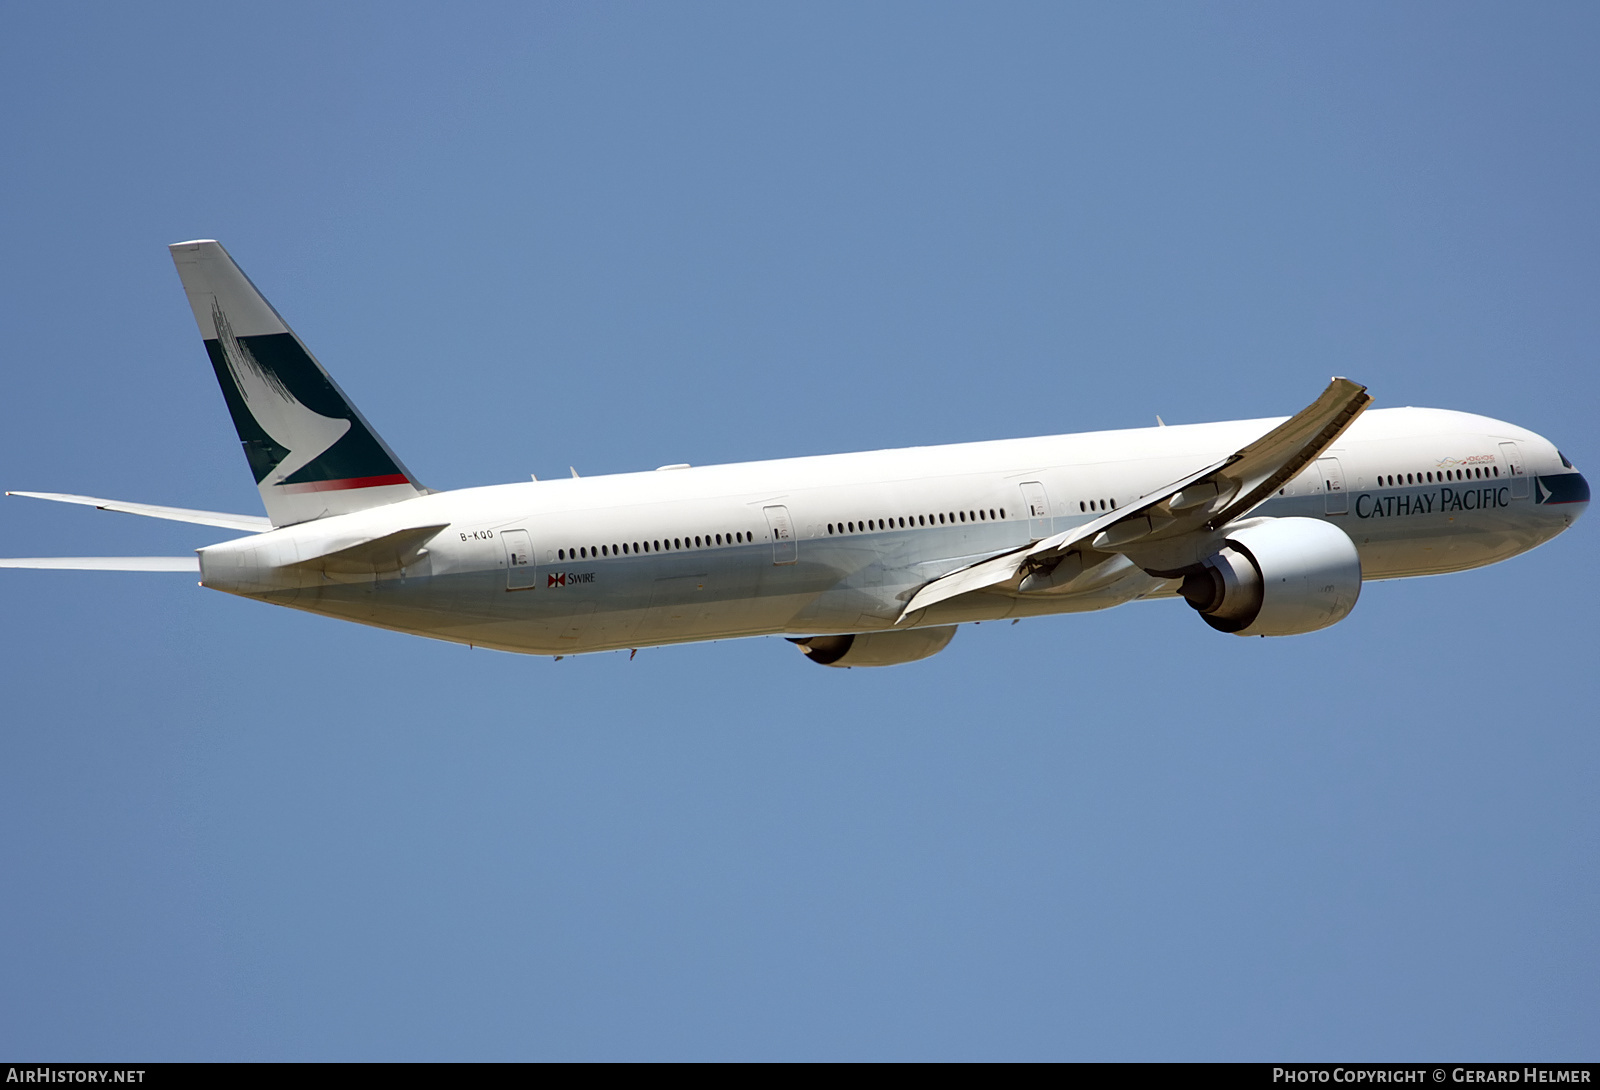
[1536,467,1589,516]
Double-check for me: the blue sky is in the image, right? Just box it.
[1,2,1595,1060]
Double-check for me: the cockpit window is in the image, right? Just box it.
[1559,450,1573,469]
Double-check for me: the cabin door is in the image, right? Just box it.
[764,505,797,564]
[1317,457,1349,515]
[1020,481,1052,539]
[1499,442,1528,499]
[501,529,537,590]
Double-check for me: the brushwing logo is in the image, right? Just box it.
[212,300,350,488]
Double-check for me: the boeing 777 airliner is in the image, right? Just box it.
[2,242,1588,666]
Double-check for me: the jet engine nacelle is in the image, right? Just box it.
[1178,517,1361,637]
[789,624,958,667]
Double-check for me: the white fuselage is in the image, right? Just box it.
[195,407,1586,655]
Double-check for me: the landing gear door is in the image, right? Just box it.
[1499,442,1528,499]
[1317,457,1348,515]
[764,505,797,564]
[502,528,537,590]
[1020,481,1052,540]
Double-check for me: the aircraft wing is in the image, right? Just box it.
[899,377,1371,620]
[0,556,199,571]
[7,491,271,532]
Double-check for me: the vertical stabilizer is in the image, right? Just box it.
[169,240,426,526]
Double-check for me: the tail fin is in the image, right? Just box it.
[169,240,426,526]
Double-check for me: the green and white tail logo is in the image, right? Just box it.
[171,240,424,526]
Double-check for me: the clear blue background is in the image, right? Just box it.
[1,2,1594,1060]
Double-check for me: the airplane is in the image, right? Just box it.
[1,241,1589,666]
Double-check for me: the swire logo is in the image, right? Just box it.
[547,572,596,588]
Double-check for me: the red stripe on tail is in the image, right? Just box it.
[277,473,411,494]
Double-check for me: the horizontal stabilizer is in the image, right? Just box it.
[8,491,271,532]
[0,556,199,572]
